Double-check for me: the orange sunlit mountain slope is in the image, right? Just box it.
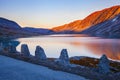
[52,5,120,32]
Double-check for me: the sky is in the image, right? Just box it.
[0,0,120,29]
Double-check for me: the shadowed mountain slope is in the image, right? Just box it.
[81,14,120,38]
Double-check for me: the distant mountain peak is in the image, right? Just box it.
[0,17,21,29]
[52,5,120,32]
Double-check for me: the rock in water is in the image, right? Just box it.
[98,54,110,74]
[35,46,47,60]
[21,44,30,57]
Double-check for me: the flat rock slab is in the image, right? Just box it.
[0,55,88,80]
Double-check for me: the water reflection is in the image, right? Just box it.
[86,41,120,60]
[15,35,120,61]
[70,39,120,60]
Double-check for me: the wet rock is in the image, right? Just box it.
[21,44,30,57]
[98,54,110,74]
[35,46,47,60]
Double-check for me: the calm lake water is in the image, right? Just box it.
[15,34,120,61]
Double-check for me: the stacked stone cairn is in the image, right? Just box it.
[98,54,110,74]
[21,44,30,57]
[35,46,47,60]
[55,49,70,66]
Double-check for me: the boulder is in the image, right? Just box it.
[59,49,69,62]
[55,49,70,66]
[21,44,30,57]
[98,54,110,74]
[8,45,16,53]
[35,46,47,60]
[7,41,20,53]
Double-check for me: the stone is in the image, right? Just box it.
[55,49,70,66]
[98,54,110,74]
[21,44,30,57]
[8,45,16,53]
[7,41,20,53]
[35,46,47,60]
[59,49,69,62]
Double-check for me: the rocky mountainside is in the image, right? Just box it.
[0,25,39,38]
[1,5,120,38]
[52,5,120,32]
[0,17,21,29]
[23,27,54,35]
[0,18,40,38]
[81,14,120,38]
[0,17,54,38]
[52,20,81,32]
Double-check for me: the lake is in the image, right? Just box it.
[15,34,120,61]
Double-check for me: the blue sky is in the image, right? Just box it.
[0,0,120,28]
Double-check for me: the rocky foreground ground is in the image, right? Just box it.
[0,55,87,80]
[0,51,120,80]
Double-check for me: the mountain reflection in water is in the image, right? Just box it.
[14,35,120,61]
[70,40,120,60]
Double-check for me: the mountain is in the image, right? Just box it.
[0,18,40,38]
[0,17,57,39]
[52,20,82,32]
[81,14,120,38]
[0,17,55,38]
[52,5,120,32]
[1,5,120,38]
[23,27,54,35]
[0,17,21,29]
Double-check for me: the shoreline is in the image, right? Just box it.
[0,51,120,80]
[0,55,87,80]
